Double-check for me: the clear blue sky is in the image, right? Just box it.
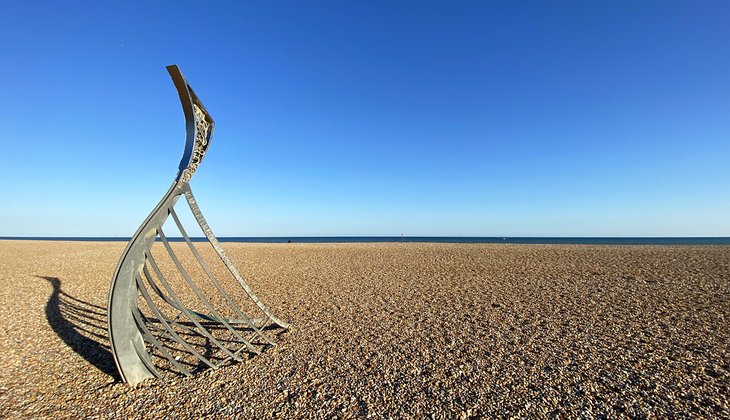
[1,1,729,237]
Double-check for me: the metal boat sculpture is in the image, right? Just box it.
[108,65,289,384]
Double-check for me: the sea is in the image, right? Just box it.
[1,237,729,245]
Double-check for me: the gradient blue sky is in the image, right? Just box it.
[1,1,729,237]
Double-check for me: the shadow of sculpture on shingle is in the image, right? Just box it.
[39,276,120,380]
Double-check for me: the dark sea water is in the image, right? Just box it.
[1,236,729,245]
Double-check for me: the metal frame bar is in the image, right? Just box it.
[168,207,276,345]
[183,185,289,328]
[136,270,218,369]
[132,307,192,376]
[156,229,261,355]
[145,250,245,361]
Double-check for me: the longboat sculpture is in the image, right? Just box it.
[108,65,289,384]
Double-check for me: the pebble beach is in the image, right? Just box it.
[0,240,728,418]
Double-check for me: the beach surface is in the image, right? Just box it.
[0,240,727,418]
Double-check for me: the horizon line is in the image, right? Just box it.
[1,235,730,239]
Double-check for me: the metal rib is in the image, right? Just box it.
[145,248,247,360]
[141,266,207,339]
[136,269,218,370]
[168,207,277,345]
[156,228,263,354]
[142,263,221,326]
[183,185,289,328]
[132,306,192,377]
[132,340,160,379]
[169,207,254,319]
